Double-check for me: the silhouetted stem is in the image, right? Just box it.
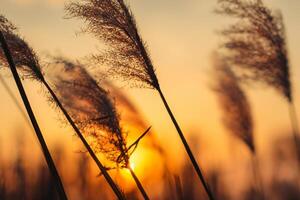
[0,31,68,200]
[128,166,150,200]
[157,87,215,200]
[42,80,126,200]
[251,153,266,200]
[289,101,300,165]
[288,101,300,189]
[174,175,184,200]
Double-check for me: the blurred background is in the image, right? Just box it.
[0,0,300,199]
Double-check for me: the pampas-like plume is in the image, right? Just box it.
[65,1,214,198]
[52,61,150,200]
[213,55,254,152]
[0,19,68,200]
[216,0,300,170]
[0,15,43,81]
[0,15,125,200]
[212,54,265,199]
[65,0,158,89]
[215,0,290,100]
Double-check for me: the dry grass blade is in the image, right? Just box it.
[52,60,150,200]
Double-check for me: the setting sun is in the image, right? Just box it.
[0,0,300,200]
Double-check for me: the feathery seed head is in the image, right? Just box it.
[216,0,291,101]
[0,15,43,81]
[52,59,130,167]
[65,0,159,89]
[213,54,255,152]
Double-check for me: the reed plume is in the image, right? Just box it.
[212,55,254,152]
[65,1,214,198]
[52,60,151,200]
[215,0,300,165]
[0,16,68,200]
[212,54,265,199]
[0,15,125,200]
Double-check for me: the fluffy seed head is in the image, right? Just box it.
[216,0,291,101]
[0,15,43,81]
[52,59,130,167]
[65,0,159,89]
[213,54,255,152]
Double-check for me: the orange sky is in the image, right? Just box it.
[0,0,300,182]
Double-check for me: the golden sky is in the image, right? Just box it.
[0,0,300,176]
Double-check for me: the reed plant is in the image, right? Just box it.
[215,0,300,166]
[65,1,215,198]
[0,17,68,200]
[0,15,125,200]
[51,60,151,200]
[212,54,265,199]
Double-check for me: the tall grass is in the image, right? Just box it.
[212,54,265,199]
[0,30,68,200]
[65,1,214,199]
[51,61,151,200]
[0,15,125,200]
[215,0,300,168]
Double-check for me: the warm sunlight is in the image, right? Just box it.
[0,0,300,200]
[130,162,136,171]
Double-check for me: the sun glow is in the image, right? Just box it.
[130,162,136,171]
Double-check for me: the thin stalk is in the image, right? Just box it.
[42,80,126,200]
[128,165,150,200]
[0,31,68,200]
[288,101,300,164]
[288,101,300,189]
[174,175,184,200]
[157,87,215,200]
[251,154,265,200]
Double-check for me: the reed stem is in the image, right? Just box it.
[251,153,265,200]
[42,80,126,200]
[288,101,300,189]
[0,31,68,200]
[174,175,184,200]
[157,87,215,200]
[128,165,150,200]
[288,101,300,164]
